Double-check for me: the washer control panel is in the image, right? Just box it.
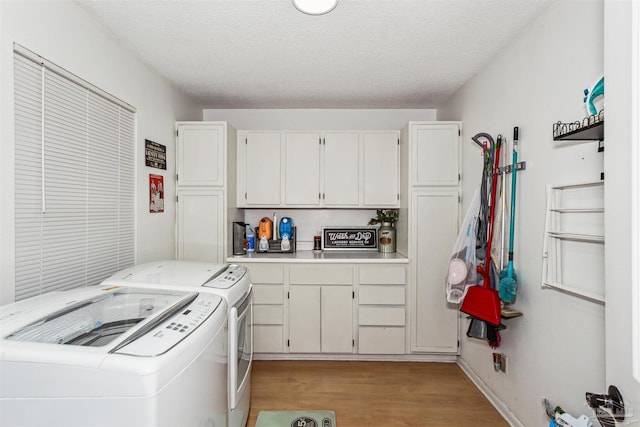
[116,293,223,357]
[204,264,247,289]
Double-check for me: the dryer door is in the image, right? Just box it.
[229,288,253,411]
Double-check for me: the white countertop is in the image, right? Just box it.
[227,250,409,264]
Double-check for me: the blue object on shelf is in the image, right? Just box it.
[279,217,293,239]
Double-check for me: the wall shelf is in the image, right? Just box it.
[541,181,605,304]
[553,120,603,141]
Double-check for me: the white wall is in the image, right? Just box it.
[203,109,436,129]
[0,1,202,304]
[438,1,605,425]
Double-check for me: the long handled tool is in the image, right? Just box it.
[499,127,519,303]
[461,135,502,326]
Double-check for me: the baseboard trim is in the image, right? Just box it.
[254,353,458,362]
[456,358,523,427]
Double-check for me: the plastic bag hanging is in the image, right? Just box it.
[446,186,481,303]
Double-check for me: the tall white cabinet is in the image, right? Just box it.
[399,121,461,354]
[175,121,239,263]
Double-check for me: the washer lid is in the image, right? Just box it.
[106,260,228,287]
[5,287,194,348]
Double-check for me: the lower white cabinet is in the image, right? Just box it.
[237,262,422,356]
[288,265,353,353]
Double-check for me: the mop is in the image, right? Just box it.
[499,127,519,303]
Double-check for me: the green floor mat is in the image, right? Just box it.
[256,410,336,427]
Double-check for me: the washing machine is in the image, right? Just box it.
[102,260,253,427]
[0,284,228,427]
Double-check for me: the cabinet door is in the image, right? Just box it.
[411,189,459,353]
[289,285,321,353]
[176,189,223,263]
[284,132,321,206]
[245,132,281,206]
[363,132,399,206]
[177,123,224,187]
[321,286,353,353]
[411,123,460,186]
[323,132,359,206]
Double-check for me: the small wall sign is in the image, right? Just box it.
[149,174,164,213]
[145,139,166,170]
[322,227,377,250]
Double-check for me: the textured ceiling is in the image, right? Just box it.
[78,0,555,109]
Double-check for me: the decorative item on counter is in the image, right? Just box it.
[368,209,398,253]
[322,227,377,250]
[313,229,322,251]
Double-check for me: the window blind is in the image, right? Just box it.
[13,46,136,301]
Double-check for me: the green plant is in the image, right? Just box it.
[368,209,399,225]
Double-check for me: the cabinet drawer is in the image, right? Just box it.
[358,306,405,326]
[254,305,284,325]
[289,265,353,285]
[359,286,405,305]
[253,284,284,304]
[358,327,405,354]
[247,264,284,284]
[359,266,405,284]
[254,325,284,353]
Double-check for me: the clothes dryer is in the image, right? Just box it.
[103,260,252,427]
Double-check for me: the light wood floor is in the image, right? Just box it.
[248,360,508,426]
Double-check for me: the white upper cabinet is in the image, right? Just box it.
[363,132,399,206]
[244,132,282,206]
[411,123,460,186]
[323,132,359,206]
[177,123,225,187]
[238,130,400,208]
[284,132,321,206]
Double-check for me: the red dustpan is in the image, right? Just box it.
[461,284,501,326]
[461,135,502,326]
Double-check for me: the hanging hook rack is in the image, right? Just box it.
[471,131,526,175]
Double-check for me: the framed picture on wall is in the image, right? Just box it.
[149,174,164,213]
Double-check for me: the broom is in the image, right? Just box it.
[499,127,519,303]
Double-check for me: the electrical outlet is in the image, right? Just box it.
[499,354,507,373]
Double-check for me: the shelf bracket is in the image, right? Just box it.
[498,161,526,174]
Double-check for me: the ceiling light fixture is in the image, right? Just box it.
[293,0,338,15]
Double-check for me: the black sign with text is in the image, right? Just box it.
[145,139,167,170]
[322,227,377,250]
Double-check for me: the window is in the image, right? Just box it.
[13,45,136,301]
